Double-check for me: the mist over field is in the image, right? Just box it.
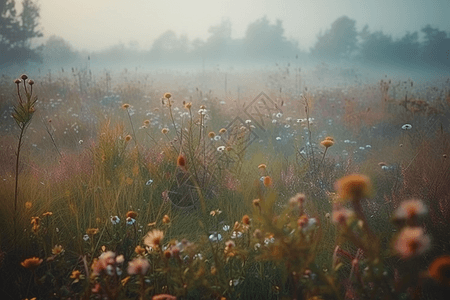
[1,1,450,300]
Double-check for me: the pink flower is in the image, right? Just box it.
[394,199,427,220]
[127,257,150,275]
[152,294,177,300]
[394,227,430,258]
[332,207,354,225]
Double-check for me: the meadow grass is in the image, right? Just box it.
[0,68,449,300]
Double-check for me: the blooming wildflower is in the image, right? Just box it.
[128,257,150,275]
[126,217,136,225]
[126,211,138,219]
[320,139,334,148]
[184,102,192,109]
[224,240,236,256]
[70,270,85,283]
[208,131,216,138]
[297,215,309,228]
[394,227,430,259]
[210,209,222,217]
[263,176,272,187]
[223,225,230,231]
[198,108,207,115]
[219,128,227,134]
[144,229,164,249]
[209,233,223,242]
[143,119,150,126]
[177,154,186,169]
[110,216,120,225]
[161,128,169,134]
[289,193,306,207]
[52,245,64,255]
[401,124,412,130]
[217,146,225,152]
[125,135,132,142]
[253,199,261,207]
[116,255,124,264]
[86,228,99,235]
[42,211,53,217]
[428,255,450,286]
[394,199,427,220]
[25,202,32,209]
[334,174,372,202]
[325,136,334,141]
[258,164,266,170]
[242,215,250,225]
[31,216,40,226]
[135,245,146,255]
[21,257,43,269]
[162,215,170,224]
[332,207,354,225]
[122,103,130,109]
[164,92,171,99]
[83,234,89,241]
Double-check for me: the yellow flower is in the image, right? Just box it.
[258,164,266,170]
[162,215,170,224]
[125,135,132,142]
[122,103,130,109]
[42,211,53,217]
[161,128,169,134]
[52,245,64,255]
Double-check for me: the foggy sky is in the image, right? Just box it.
[39,0,449,52]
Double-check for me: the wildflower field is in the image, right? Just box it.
[0,67,449,300]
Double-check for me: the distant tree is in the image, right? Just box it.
[40,35,78,66]
[0,0,42,66]
[243,16,298,60]
[359,25,395,64]
[420,25,450,69]
[311,16,358,61]
[202,19,232,60]
[149,30,189,61]
[392,31,421,65]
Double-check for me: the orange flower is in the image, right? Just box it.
[21,257,43,269]
[86,228,99,236]
[163,92,172,99]
[325,136,334,142]
[122,103,130,109]
[126,211,138,219]
[334,174,372,202]
[320,139,334,148]
[135,245,146,255]
[428,256,450,286]
[177,155,186,169]
[43,211,53,217]
[242,215,250,225]
[152,294,177,300]
[208,131,215,138]
[25,202,32,209]
[263,176,272,187]
[258,164,266,170]
[162,215,170,224]
[125,135,132,142]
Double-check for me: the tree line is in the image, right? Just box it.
[1,1,449,70]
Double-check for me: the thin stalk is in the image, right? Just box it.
[14,125,25,245]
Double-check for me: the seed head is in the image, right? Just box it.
[21,74,28,80]
[164,92,172,99]
[14,79,21,84]
[335,174,372,202]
